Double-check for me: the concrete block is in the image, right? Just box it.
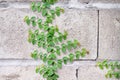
[0,66,44,80]
[0,8,98,59]
[0,65,77,80]
[99,10,120,60]
[78,62,118,80]
[54,9,98,59]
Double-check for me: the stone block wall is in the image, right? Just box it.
[0,0,120,80]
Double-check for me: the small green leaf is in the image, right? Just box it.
[67,41,73,51]
[37,19,42,24]
[31,2,36,11]
[48,60,55,65]
[55,46,61,55]
[24,16,30,25]
[43,54,47,62]
[75,51,81,59]
[42,9,48,16]
[47,47,53,53]
[36,2,41,12]
[61,43,66,53]
[57,59,62,69]
[63,57,68,64]
[48,53,56,60]
[31,50,38,59]
[36,66,40,73]
[69,53,74,63]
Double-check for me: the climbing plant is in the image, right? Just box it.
[24,0,89,80]
[97,60,120,79]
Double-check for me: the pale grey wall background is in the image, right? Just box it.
[0,0,120,80]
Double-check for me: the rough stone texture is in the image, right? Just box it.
[78,62,119,80]
[54,9,98,59]
[0,9,37,59]
[0,66,44,80]
[0,8,98,59]
[1,61,120,80]
[0,0,120,3]
[0,65,77,80]
[99,10,120,60]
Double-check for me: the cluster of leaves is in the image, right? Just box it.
[24,0,89,80]
[97,60,120,79]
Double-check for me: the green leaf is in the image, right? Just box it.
[36,2,41,12]
[63,30,68,40]
[42,9,48,16]
[34,29,39,35]
[73,39,80,48]
[97,62,104,70]
[31,50,38,59]
[48,53,56,60]
[48,60,55,65]
[63,57,68,64]
[43,54,47,62]
[32,21,36,27]
[57,59,62,69]
[31,2,36,11]
[24,16,30,25]
[36,66,40,73]
[61,43,66,53]
[37,19,42,24]
[69,53,74,63]
[47,47,53,53]
[53,37,58,43]
[55,46,61,55]
[75,51,81,59]
[50,10,55,14]
[67,41,73,51]
[31,39,36,45]
[81,48,87,57]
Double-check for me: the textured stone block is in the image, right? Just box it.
[0,66,44,80]
[99,10,120,60]
[54,9,98,59]
[0,8,98,59]
[78,62,118,80]
[0,65,77,80]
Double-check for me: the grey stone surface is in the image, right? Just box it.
[0,9,37,59]
[0,65,77,80]
[0,66,44,80]
[78,62,119,80]
[99,10,120,60]
[0,0,120,3]
[0,8,98,59]
[54,9,98,59]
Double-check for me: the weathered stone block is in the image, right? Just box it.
[0,8,98,59]
[0,66,44,80]
[99,10,120,60]
[78,62,118,80]
[0,65,77,80]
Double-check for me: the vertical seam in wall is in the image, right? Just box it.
[96,10,99,61]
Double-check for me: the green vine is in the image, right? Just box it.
[97,60,120,79]
[24,0,89,80]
